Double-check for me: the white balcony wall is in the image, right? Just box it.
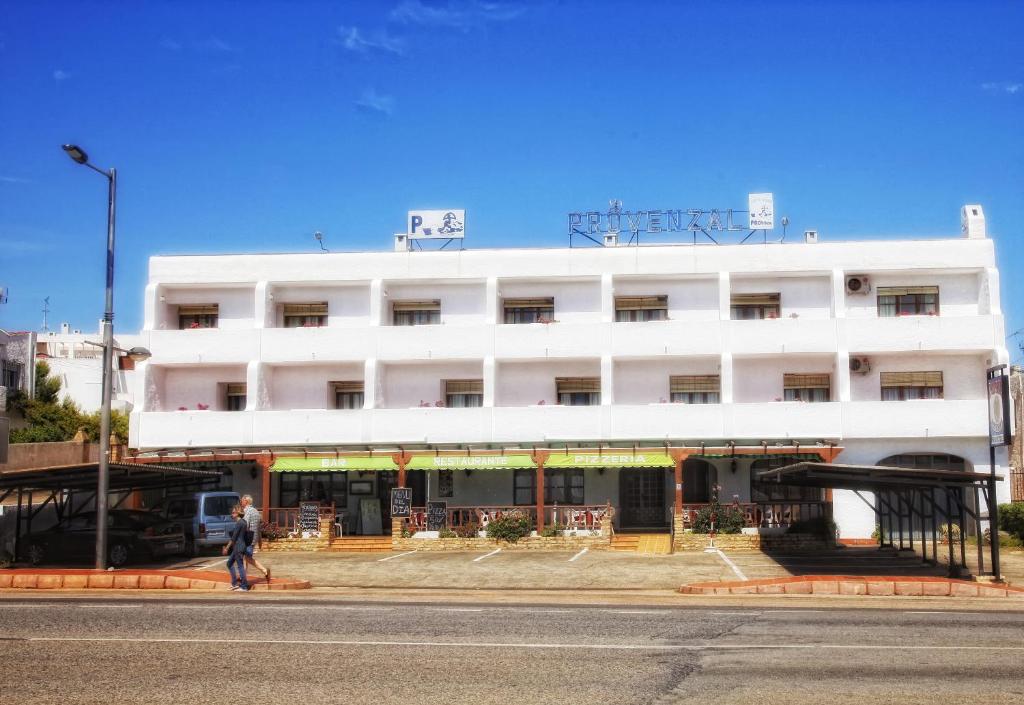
[496,359,601,407]
[147,329,260,364]
[499,279,601,324]
[375,325,490,361]
[731,275,832,319]
[724,319,838,354]
[844,315,995,353]
[252,410,366,445]
[848,353,988,401]
[609,403,725,439]
[844,272,981,318]
[491,406,605,442]
[385,282,485,326]
[612,276,719,321]
[159,365,246,411]
[370,408,493,443]
[134,410,253,447]
[380,361,483,409]
[842,400,988,438]
[495,322,608,359]
[732,355,836,403]
[157,286,255,330]
[269,284,371,328]
[614,358,719,404]
[261,327,377,363]
[268,363,364,410]
[727,402,843,438]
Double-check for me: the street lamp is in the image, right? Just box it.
[62,143,120,570]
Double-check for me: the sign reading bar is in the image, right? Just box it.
[408,209,465,240]
[299,502,321,533]
[426,501,448,531]
[406,454,534,470]
[390,488,412,518]
[987,367,1011,447]
[271,456,398,472]
[544,453,674,469]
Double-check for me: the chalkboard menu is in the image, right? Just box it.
[390,488,412,518]
[299,502,321,533]
[426,501,448,531]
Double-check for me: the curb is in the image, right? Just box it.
[0,568,311,591]
[678,575,1024,598]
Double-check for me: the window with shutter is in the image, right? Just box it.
[615,295,668,322]
[225,383,246,411]
[503,297,554,324]
[876,286,939,317]
[556,377,600,406]
[178,304,218,329]
[730,293,780,320]
[444,379,483,408]
[783,373,831,402]
[283,302,328,328]
[669,375,720,404]
[331,381,364,409]
[880,371,943,400]
[392,300,441,326]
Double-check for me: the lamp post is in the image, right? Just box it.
[62,143,124,570]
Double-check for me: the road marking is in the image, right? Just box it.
[377,550,417,562]
[769,610,825,614]
[473,549,501,562]
[905,611,971,616]
[21,636,1024,652]
[708,548,748,581]
[568,548,588,562]
[608,610,671,615]
[428,607,485,613]
[193,559,226,570]
[711,612,759,616]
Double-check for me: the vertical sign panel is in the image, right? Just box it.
[988,369,1011,447]
[748,193,774,230]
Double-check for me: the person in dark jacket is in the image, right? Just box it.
[222,505,249,591]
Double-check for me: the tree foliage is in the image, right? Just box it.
[8,361,129,444]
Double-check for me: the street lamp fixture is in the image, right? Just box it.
[62,143,119,570]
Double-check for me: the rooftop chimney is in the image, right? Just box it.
[961,205,986,239]
[394,233,410,252]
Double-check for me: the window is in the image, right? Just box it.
[880,371,943,400]
[783,373,830,402]
[513,469,584,505]
[879,453,966,472]
[332,381,364,409]
[877,286,939,317]
[730,293,780,320]
[283,302,327,328]
[670,375,720,404]
[203,495,236,517]
[615,295,668,322]
[444,379,483,408]
[556,377,600,406]
[750,456,824,501]
[503,297,554,324]
[2,359,21,390]
[225,383,246,411]
[392,300,440,326]
[178,304,218,329]
[278,472,348,508]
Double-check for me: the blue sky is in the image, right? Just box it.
[1,1,1022,357]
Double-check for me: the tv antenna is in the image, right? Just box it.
[313,231,328,253]
[1009,329,1024,361]
[42,296,50,332]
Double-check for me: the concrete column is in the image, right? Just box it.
[720,352,734,403]
[245,361,269,411]
[836,350,851,402]
[143,283,160,331]
[483,356,496,407]
[601,354,614,406]
[363,358,379,408]
[831,268,846,319]
[485,277,499,325]
[600,273,614,323]
[718,271,731,320]
[369,279,384,326]
[254,281,272,328]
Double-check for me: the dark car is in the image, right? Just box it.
[21,510,188,567]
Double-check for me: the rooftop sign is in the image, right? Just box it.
[408,209,466,240]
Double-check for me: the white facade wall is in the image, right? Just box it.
[129,231,1011,537]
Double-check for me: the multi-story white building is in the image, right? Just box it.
[128,205,1010,540]
[36,322,141,413]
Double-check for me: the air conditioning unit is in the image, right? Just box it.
[845,275,870,295]
[804,230,818,244]
[849,356,871,374]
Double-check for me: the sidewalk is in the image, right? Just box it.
[0,567,310,591]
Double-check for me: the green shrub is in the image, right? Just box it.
[939,523,961,542]
[692,504,745,534]
[540,523,565,538]
[438,527,457,539]
[998,502,1024,542]
[400,524,416,539]
[786,515,838,539]
[455,521,480,538]
[485,511,532,543]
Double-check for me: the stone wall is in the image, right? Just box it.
[260,518,332,552]
[0,440,99,472]
[392,534,611,552]
[673,531,836,552]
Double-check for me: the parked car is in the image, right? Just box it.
[152,491,241,555]
[21,510,187,567]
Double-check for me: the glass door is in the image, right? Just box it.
[619,468,668,529]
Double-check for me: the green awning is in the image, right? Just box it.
[406,454,534,470]
[271,456,398,472]
[545,452,674,469]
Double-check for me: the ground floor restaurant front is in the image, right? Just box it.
[263,446,838,538]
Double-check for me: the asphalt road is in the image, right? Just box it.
[2,597,1023,704]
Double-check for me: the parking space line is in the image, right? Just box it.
[473,548,501,562]
[708,548,748,581]
[568,548,588,562]
[377,550,417,562]
[193,559,226,570]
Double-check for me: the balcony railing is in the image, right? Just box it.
[677,501,831,529]
[403,504,612,533]
[264,504,336,536]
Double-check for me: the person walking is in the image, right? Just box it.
[223,504,250,591]
[240,494,271,583]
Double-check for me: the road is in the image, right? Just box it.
[2,596,1023,704]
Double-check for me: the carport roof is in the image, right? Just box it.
[755,462,1001,491]
[0,462,221,493]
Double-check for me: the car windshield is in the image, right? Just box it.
[203,496,236,517]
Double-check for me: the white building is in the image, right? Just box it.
[36,322,141,413]
[128,205,1010,539]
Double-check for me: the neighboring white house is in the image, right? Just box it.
[36,322,142,413]
[127,205,1011,539]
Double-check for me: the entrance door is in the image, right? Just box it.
[406,470,427,507]
[619,468,668,529]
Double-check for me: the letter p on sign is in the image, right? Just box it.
[410,215,423,234]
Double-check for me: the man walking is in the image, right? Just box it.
[223,505,249,591]
[241,494,271,583]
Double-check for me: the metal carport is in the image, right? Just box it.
[756,461,1003,581]
[0,462,221,560]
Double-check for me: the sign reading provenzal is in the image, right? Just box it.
[568,194,775,238]
[408,209,466,240]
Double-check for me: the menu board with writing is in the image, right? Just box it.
[390,488,412,518]
[426,501,448,531]
[299,502,321,533]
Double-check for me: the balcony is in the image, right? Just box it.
[260,328,375,363]
[147,329,259,364]
[131,410,253,448]
[724,318,838,355]
[494,322,607,359]
[844,315,996,353]
[726,402,843,439]
[841,399,988,439]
